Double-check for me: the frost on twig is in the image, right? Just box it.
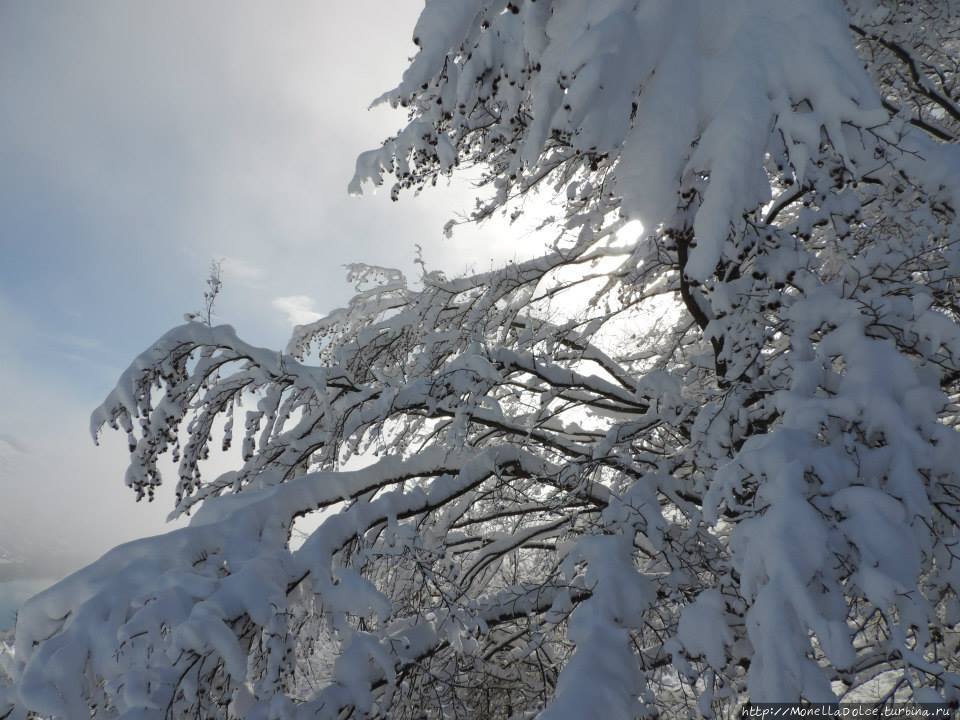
[4,2,960,718]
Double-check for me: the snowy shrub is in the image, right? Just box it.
[3,1,960,717]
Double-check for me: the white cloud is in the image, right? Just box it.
[54,333,103,351]
[272,295,322,326]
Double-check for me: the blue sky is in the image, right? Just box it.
[0,1,543,563]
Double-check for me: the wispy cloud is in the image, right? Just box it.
[220,255,265,286]
[52,332,103,351]
[0,434,26,455]
[272,295,322,326]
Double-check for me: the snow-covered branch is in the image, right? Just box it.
[5,2,960,718]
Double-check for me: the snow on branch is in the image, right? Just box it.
[6,1,960,718]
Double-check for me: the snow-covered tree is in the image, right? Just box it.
[4,2,960,717]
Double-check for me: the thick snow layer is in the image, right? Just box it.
[6,1,960,717]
